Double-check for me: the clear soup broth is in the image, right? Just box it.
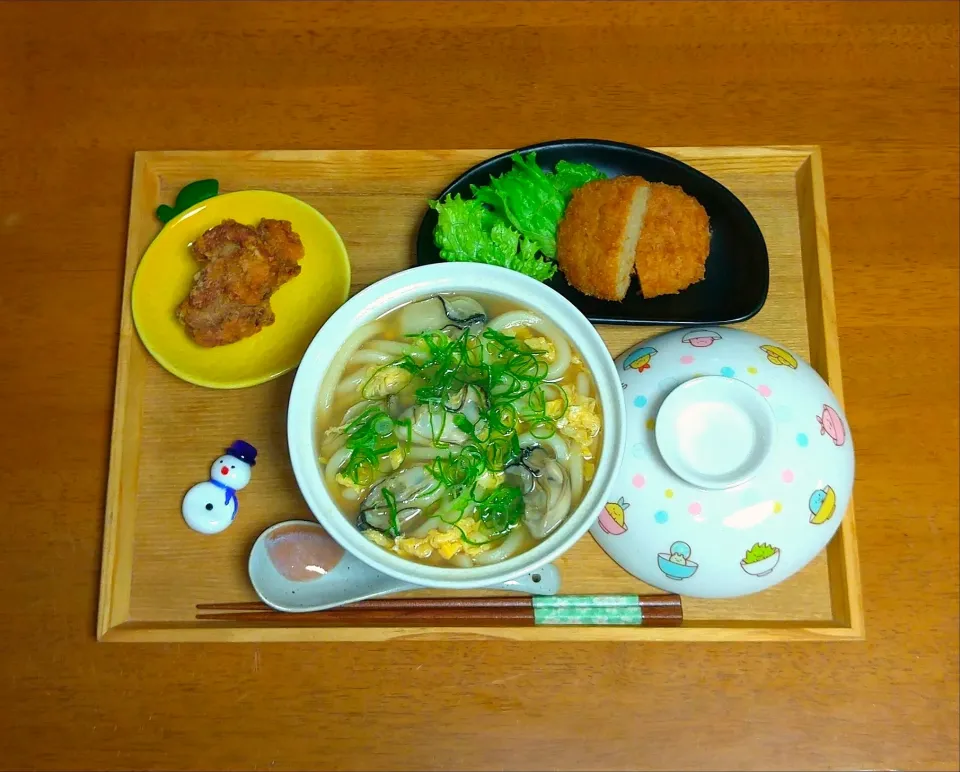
[315,293,603,568]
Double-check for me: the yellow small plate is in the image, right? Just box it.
[132,190,350,389]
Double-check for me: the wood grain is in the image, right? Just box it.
[0,1,957,770]
[100,146,856,642]
[190,594,685,627]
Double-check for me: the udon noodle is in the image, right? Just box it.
[315,293,603,567]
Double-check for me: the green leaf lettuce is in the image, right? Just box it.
[430,151,604,280]
[551,160,606,199]
[429,195,557,282]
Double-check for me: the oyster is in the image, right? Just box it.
[398,295,487,336]
[357,465,445,534]
[504,447,572,539]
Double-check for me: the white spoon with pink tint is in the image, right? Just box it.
[248,519,561,613]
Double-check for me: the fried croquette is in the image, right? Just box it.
[556,176,651,301]
[633,183,710,298]
[176,218,304,347]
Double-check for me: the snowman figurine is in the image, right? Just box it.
[181,440,258,535]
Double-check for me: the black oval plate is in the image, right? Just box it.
[415,139,769,326]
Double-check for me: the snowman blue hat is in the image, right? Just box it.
[226,440,257,466]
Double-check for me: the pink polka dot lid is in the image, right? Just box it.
[593,326,854,599]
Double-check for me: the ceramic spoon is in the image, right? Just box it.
[248,519,562,613]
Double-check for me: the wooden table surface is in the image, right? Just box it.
[1,1,957,769]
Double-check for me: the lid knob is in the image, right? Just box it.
[654,376,776,490]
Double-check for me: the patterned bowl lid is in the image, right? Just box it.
[591,326,854,598]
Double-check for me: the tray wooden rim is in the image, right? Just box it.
[98,146,864,642]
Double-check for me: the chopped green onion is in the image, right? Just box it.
[335,321,572,546]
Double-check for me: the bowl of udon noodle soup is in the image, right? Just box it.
[288,264,626,589]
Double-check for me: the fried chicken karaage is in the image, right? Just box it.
[176,218,304,347]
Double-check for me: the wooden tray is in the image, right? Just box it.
[98,147,863,642]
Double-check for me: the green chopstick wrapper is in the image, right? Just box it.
[531,595,644,625]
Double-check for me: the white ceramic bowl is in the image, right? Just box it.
[288,264,627,589]
[591,326,854,598]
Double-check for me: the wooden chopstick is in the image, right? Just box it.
[197,594,682,611]
[198,608,545,625]
[195,594,683,627]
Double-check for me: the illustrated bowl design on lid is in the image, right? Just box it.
[657,541,699,580]
[682,330,722,348]
[591,326,854,599]
[598,497,630,535]
[622,346,657,373]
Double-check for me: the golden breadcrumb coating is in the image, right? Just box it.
[557,176,649,301]
[634,183,710,298]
